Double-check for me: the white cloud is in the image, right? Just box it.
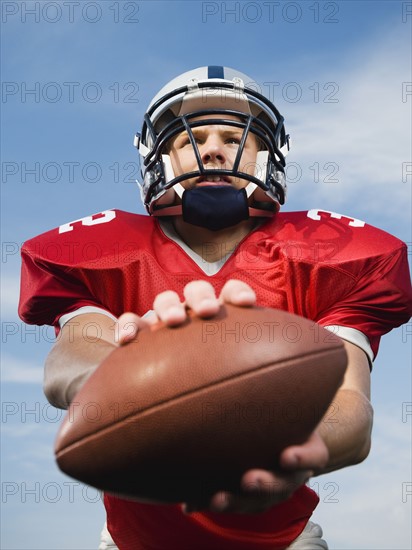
[1,274,21,321]
[1,353,44,384]
[279,23,412,227]
[2,422,59,439]
[313,409,412,549]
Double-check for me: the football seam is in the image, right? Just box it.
[56,345,345,457]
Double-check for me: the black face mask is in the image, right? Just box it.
[181,185,250,231]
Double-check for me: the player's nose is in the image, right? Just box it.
[200,135,226,165]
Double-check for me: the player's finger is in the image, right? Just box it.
[116,312,147,345]
[153,290,186,325]
[183,280,220,317]
[209,486,285,514]
[219,279,256,306]
[279,431,329,471]
[241,468,311,496]
[207,469,313,513]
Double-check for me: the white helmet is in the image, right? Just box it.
[134,66,290,219]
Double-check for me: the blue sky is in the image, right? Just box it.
[1,1,411,548]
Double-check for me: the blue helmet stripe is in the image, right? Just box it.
[208,66,225,79]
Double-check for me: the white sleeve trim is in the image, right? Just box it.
[323,325,374,365]
[58,306,117,328]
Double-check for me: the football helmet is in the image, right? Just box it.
[134,66,290,224]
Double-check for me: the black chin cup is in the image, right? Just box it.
[182,186,249,231]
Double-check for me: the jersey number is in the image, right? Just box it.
[58,210,116,234]
[307,209,365,228]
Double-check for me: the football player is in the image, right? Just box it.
[19,66,412,549]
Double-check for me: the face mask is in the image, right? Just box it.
[181,185,249,231]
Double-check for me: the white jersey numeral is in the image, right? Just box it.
[58,210,116,234]
[307,209,365,228]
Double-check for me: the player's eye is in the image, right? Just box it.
[191,131,206,144]
[175,133,205,148]
[226,137,241,145]
[174,134,191,148]
[180,137,191,147]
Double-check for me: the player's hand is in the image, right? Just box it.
[193,431,329,514]
[116,281,328,514]
[116,279,328,515]
[115,279,256,344]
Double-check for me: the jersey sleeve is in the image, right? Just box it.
[316,241,412,359]
[18,240,111,328]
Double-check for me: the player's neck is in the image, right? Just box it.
[172,217,256,262]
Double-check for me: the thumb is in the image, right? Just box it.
[115,312,143,345]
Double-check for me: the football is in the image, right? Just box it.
[54,305,347,504]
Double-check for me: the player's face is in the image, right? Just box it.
[168,115,260,190]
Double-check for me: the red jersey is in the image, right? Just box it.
[19,208,412,550]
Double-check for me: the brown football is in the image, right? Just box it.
[54,304,347,504]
